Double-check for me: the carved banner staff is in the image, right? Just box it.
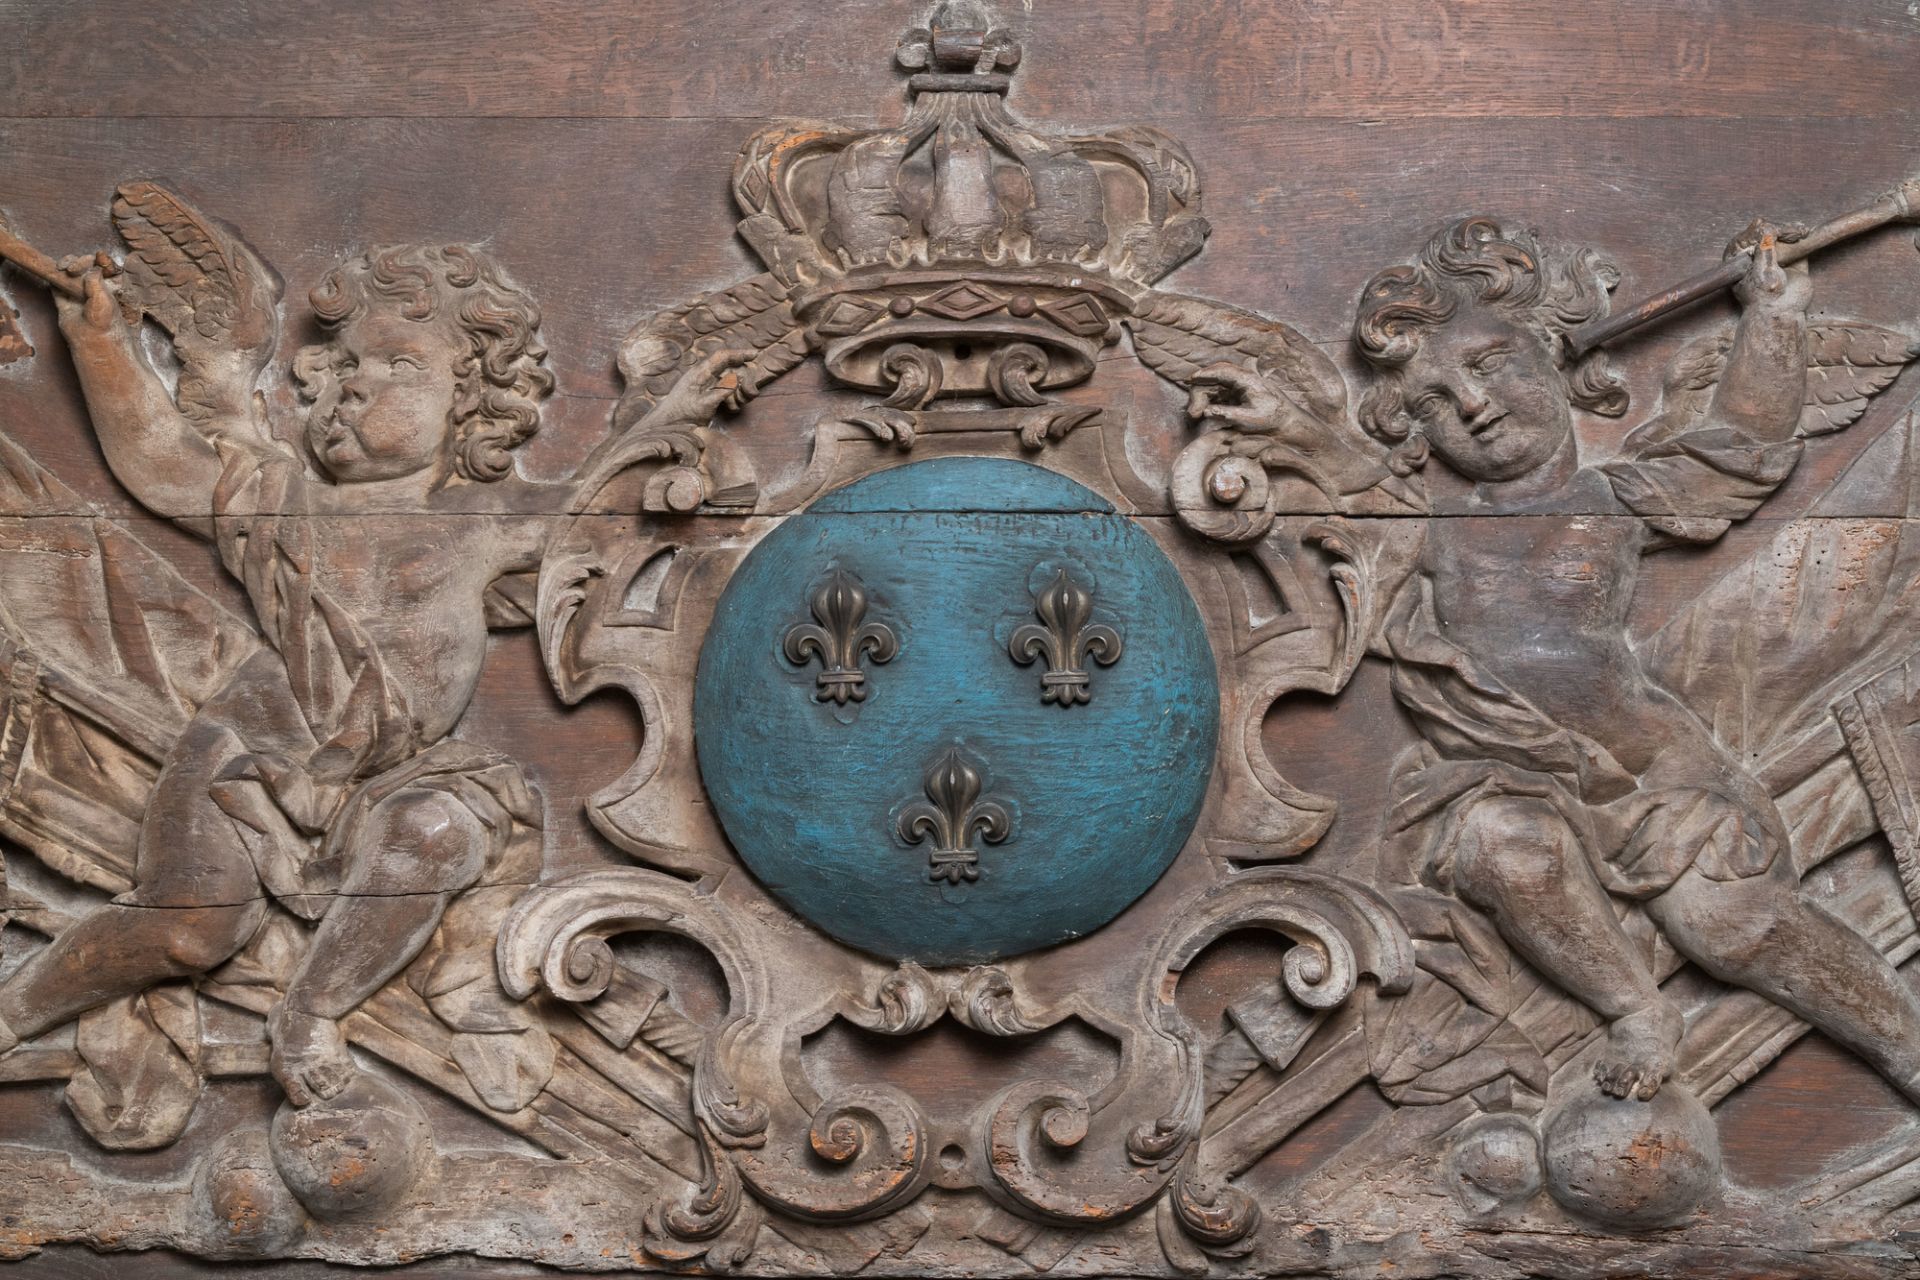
[1566,176,1920,355]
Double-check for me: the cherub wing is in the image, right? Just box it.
[569,273,810,513]
[1632,319,1920,451]
[1802,321,1920,435]
[110,181,285,435]
[608,273,808,435]
[1127,292,1347,436]
[1126,292,1420,517]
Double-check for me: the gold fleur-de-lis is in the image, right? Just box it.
[782,569,898,704]
[896,746,1012,884]
[1009,567,1122,706]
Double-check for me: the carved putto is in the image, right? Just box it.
[4,3,1920,1278]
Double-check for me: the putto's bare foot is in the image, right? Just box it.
[1593,1001,1684,1101]
[269,1005,356,1107]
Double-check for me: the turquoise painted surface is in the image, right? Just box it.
[694,457,1219,965]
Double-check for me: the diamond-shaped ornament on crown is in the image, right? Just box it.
[730,0,1210,415]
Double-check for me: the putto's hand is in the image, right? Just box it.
[648,346,759,427]
[1732,236,1812,312]
[1186,361,1286,435]
[52,255,124,335]
[1723,217,1808,262]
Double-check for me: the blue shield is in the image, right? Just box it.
[694,456,1218,965]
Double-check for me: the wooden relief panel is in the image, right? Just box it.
[3,2,1920,1276]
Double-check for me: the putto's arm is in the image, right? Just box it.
[1700,235,1811,446]
[55,269,225,528]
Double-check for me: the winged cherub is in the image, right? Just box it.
[1330,216,1920,1104]
[0,189,746,1107]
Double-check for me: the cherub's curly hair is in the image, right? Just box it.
[1352,217,1628,475]
[295,244,554,482]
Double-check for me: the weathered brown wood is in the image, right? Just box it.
[2,0,1917,123]
[1,0,1919,1276]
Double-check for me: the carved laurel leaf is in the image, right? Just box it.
[1125,292,1347,426]
[613,272,810,433]
[1801,320,1920,436]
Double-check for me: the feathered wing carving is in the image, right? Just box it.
[610,273,809,435]
[1127,292,1346,436]
[569,273,810,513]
[1127,292,1418,532]
[1644,319,1920,445]
[110,181,285,434]
[1801,321,1920,435]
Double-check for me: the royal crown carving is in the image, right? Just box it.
[731,0,1207,404]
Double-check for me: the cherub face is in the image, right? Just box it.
[1399,304,1573,483]
[304,308,464,484]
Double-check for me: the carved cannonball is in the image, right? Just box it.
[269,1074,434,1220]
[1541,1082,1721,1230]
[193,1130,307,1256]
[1446,1113,1543,1216]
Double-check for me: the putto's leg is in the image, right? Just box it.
[1651,862,1920,1105]
[0,899,265,1048]
[271,789,490,1106]
[1452,794,1683,1100]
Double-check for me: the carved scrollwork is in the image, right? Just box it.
[857,962,948,1036]
[498,868,941,1235]
[1156,868,1413,1012]
[975,869,1411,1230]
[1165,1156,1263,1252]
[732,1083,932,1223]
[879,341,945,410]
[986,341,1050,407]
[1169,431,1276,544]
[849,963,1042,1037]
[955,967,1044,1036]
[642,1123,761,1266]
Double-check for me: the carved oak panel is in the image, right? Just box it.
[2,2,1920,1277]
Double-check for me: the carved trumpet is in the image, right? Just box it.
[0,221,89,299]
[1566,176,1920,357]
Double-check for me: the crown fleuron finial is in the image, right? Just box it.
[897,1,1022,92]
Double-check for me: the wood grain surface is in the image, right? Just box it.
[2,1,1918,1274]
